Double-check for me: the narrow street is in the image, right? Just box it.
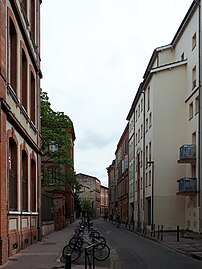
[94,219,202,269]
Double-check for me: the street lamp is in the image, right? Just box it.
[147,161,154,227]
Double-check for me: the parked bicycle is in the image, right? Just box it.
[62,226,110,262]
[62,239,110,262]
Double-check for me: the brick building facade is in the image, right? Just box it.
[41,124,76,230]
[0,0,42,264]
[115,123,129,223]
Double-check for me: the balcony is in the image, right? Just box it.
[178,144,196,163]
[177,177,197,195]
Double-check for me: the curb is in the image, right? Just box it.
[119,223,202,262]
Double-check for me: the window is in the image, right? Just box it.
[138,104,140,117]
[9,138,18,210]
[141,124,143,138]
[147,86,150,111]
[30,0,36,42]
[140,150,143,167]
[189,102,193,120]
[141,98,143,111]
[192,33,196,50]
[149,142,152,162]
[22,150,28,211]
[192,66,196,89]
[146,118,148,132]
[31,159,36,212]
[9,18,17,93]
[22,0,27,15]
[195,96,199,114]
[149,113,152,128]
[146,145,148,166]
[149,171,151,186]
[192,132,196,145]
[21,48,28,110]
[138,129,140,142]
[30,71,36,123]
[47,166,60,186]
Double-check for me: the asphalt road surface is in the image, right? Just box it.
[94,219,202,269]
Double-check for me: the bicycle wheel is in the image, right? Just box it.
[92,236,106,246]
[69,236,83,248]
[62,244,81,262]
[94,243,110,261]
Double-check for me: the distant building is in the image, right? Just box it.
[107,160,117,221]
[76,173,101,217]
[115,124,129,223]
[100,185,109,218]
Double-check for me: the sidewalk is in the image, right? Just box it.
[120,222,202,261]
[0,221,112,269]
[1,221,201,268]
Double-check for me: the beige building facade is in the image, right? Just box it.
[76,173,101,217]
[127,0,202,232]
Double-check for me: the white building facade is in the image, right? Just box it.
[127,0,202,232]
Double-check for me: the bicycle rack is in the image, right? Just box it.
[84,243,97,269]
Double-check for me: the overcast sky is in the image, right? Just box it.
[41,0,193,187]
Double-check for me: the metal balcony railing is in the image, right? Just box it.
[178,144,196,163]
[177,177,197,194]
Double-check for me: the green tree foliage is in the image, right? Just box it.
[41,90,79,190]
[80,198,95,217]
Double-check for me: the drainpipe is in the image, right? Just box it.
[142,89,146,225]
[194,0,202,233]
[36,0,41,240]
[197,0,202,233]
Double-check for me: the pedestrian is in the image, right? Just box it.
[116,212,121,228]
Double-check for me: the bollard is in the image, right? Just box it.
[150,224,153,237]
[65,254,71,269]
[157,225,160,239]
[177,225,180,242]
[160,225,163,241]
[153,224,156,238]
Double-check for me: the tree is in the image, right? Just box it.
[40,90,79,190]
[80,198,95,217]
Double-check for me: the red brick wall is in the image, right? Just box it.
[0,0,42,264]
[0,112,8,264]
[0,1,10,263]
